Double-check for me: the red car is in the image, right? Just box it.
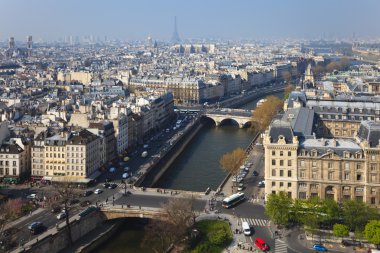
[255,238,269,251]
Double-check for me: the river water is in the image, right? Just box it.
[94,91,284,253]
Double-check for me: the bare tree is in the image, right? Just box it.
[51,181,81,246]
[142,197,198,253]
[220,147,246,177]
[252,95,283,132]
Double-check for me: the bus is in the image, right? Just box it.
[222,192,245,208]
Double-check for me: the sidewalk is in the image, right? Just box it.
[266,221,367,253]
[4,207,45,230]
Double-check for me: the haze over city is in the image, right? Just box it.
[1,0,380,41]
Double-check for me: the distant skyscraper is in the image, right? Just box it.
[27,35,32,57]
[171,16,181,44]
[9,37,15,49]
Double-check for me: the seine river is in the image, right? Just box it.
[94,91,284,253]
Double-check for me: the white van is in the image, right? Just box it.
[242,221,251,236]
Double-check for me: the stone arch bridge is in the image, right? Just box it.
[202,108,253,128]
[100,205,165,220]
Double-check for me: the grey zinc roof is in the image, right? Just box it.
[357,121,380,147]
[299,138,361,156]
[287,91,307,108]
[269,120,294,143]
[283,107,315,138]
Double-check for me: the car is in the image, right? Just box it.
[124,167,130,172]
[258,180,265,187]
[109,167,116,173]
[105,177,112,182]
[122,173,129,179]
[94,189,103,194]
[255,238,269,251]
[80,200,91,207]
[56,212,67,220]
[108,183,117,189]
[237,183,245,191]
[28,221,43,230]
[51,206,61,213]
[83,190,93,197]
[103,183,110,188]
[31,225,46,235]
[26,193,37,199]
[342,239,361,247]
[311,244,328,251]
[242,221,251,236]
[252,171,259,176]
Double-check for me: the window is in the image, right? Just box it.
[12,168,16,175]
[371,197,376,205]
[272,191,276,195]
[371,155,376,161]
[371,164,377,171]
[288,170,292,177]
[356,174,362,181]
[328,162,333,169]
[5,161,8,166]
[272,169,276,176]
[300,160,305,167]
[356,164,361,170]
[300,170,305,178]
[371,175,377,183]
[345,162,350,170]
[312,171,317,179]
[272,151,275,156]
[288,160,292,166]
[280,182,284,187]
[280,160,284,166]
[299,192,306,199]
[280,170,284,177]
[288,182,292,188]
[280,151,283,156]
[272,159,276,166]
[0,161,2,166]
[272,182,276,187]
[344,172,350,180]
[312,161,317,167]
[328,171,334,180]
[288,151,291,156]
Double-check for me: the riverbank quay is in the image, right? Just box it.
[134,116,202,187]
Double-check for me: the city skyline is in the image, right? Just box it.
[1,0,380,42]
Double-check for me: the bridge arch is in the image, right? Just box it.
[201,115,251,128]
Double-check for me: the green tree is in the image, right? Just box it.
[219,148,246,176]
[321,198,341,227]
[342,200,379,231]
[265,192,293,226]
[364,220,380,246]
[333,224,349,239]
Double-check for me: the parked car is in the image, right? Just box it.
[124,167,130,172]
[342,239,361,247]
[122,173,129,179]
[252,171,259,176]
[105,177,112,182]
[109,167,116,173]
[26,194,37,199]
[56,212,67,220]
[255,238,269,251]
[94,189,103,194]
[258,180,265,187]
[103,183,110,188]
[311,244,328,251]
[83,190,93,197]
[237,183,245,191]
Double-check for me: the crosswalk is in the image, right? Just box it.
[248,198,263,204]
[240,217,268,227]
[274,239,288,253]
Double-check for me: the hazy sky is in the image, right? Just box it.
[1,0,380,41]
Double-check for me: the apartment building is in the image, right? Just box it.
[263,104,380,207]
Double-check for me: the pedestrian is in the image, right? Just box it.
[250,246,252,251]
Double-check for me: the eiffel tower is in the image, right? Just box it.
[171,16,181,44]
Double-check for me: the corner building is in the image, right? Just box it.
[264,101,380,207]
